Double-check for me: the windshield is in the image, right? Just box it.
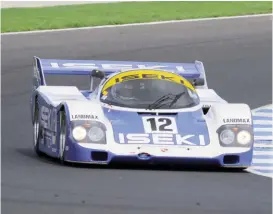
[100,70,200,109]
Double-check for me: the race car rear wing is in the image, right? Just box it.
[32,56,208,90]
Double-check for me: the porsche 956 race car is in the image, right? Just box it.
[30,57,254,168]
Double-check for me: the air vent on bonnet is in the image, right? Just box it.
[137,112,178,116]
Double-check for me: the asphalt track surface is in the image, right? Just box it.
[2,16,272,214]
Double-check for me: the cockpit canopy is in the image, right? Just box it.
[99,69,200,109]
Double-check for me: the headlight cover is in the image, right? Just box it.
[71,120,107,144]
[88,126,105,142]
[72,126,87,141]
[237,130,252,145]
[217,125,253,147]
[219,129,235,145]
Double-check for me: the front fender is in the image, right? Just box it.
[203,103,253,148]
[64,101,105,122]
[208,103,252,127]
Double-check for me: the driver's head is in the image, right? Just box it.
[111,81,135,100]
[111,80,146,100]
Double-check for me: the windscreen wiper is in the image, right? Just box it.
[168,92,185,108]
[147,92,185,110]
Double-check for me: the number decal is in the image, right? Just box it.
[146,118,172,131]
[146,118,157,131]
[142,117,178,133]
[158,118,172,131]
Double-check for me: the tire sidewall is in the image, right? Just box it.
[33,103,42,155]
[59,110,67,163]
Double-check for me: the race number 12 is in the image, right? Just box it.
[142,116,178,134]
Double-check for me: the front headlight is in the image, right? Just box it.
[88,126,105,142]
[72,126,87,141]
[71,120,107,144]
[220,129,235,145]
[217,125,253,147]
[237,130,252,145]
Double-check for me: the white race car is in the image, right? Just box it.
[30,57,254,168]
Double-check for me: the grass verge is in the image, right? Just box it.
[1,1,272,33]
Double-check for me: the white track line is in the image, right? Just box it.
[1,13,271,36]
[246,168,273,178]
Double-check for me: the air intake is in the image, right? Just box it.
[223,155,239,164]
[91,151,108,161]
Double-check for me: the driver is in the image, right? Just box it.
[111,80,149,101]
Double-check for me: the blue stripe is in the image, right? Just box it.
[255,109,273,113]
[253,124,273,128]
[254,131,273,136]
[254,141,273,144]
[254,147,273,151]
[252,116,272,121]
[252,163,273,167]
[251,169,273,174]
[253,155,273,159]
[255,140,273,143]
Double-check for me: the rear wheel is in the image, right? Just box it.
[59,110,67,165]
[33,103,43,156]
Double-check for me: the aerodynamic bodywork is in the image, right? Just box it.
[30,57,254,168]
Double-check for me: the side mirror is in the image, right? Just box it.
[192,78,205,86]
[91,69,105,79]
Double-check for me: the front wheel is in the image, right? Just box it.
[59,110,67,165]
[33,104,43,156]
[222,166,248,172]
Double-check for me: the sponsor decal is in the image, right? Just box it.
[110,119,125,125]
[118,133,206,146]
[50,62,186,72]
[202,104,211,108]
[40,106,57,132]
[71,114,98,120]
[223,118,250,123]
[161,148,168,152]
[40,106,51,129]
[102,70,195,93]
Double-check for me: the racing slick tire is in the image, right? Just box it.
[33,102,43,156]
[230,167,248,171]
[222,166,248,172]
[59,110,68,165]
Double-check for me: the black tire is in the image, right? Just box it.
[222,167,247,172]
[59,110,67,165]
[33,103,43,156]
[231,167,248,172]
